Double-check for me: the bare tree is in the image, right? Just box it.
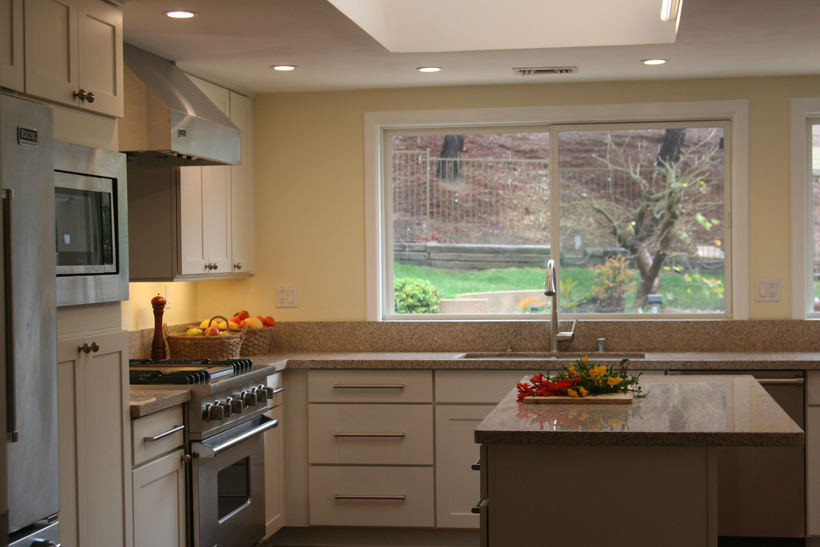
[436,135,464,181]
[589,129,724,308]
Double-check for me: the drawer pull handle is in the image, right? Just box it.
[335,495,406,501]
[471,457,481,471]
[144,424,184,443]
[757,378,804,386]
[333,384,405,389]
[334,433,405,438]
[272,387,285,394]
[471,498,482,514]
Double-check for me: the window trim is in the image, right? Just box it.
[790,98,820,318]
[365,101,750,321]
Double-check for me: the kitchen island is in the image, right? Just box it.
[474,375,804,547]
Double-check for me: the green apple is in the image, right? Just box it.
[186,328,204,336]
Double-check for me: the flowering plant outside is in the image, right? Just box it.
[516,356,644,402]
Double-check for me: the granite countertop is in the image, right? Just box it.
[274,351,820,370]
[474,375,805,447]
[130,389,191,419]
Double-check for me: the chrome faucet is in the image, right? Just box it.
[545,259,575,352]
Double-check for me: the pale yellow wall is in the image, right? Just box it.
[194,75,820,321]
[122,282,199,331]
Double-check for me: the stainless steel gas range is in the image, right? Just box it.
[130,359,282,547]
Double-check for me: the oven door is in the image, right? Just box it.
[191,415,278,547]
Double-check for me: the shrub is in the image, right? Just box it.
[590,256,636,312]
[394,278,441,314]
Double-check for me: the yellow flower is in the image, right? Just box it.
[607,376,622,386]
[595,378,602,387]
[568,365,576,374]
[588,365,607,378]
[579,387,589,397]
[581,355,589,364]
[608,418,624,427]
[567,388,579,398]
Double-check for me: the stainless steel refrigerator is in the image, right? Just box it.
[1,94,60,546]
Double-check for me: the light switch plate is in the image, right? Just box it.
[755,278,780,302]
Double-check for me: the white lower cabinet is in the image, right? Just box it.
[309,466,435,527]
[435,404,494,528]
[808,372,820,537]
[132,449,186,547]
[131,406,186,547]
[306,370,434,527]
[57,330,132,547]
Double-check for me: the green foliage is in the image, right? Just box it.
[394,278,441,314]
[589,256,637,311]
[559,276,586,312]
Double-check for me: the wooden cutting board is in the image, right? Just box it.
[523,391,634,405]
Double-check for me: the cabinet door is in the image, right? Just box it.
[808,406,820,535]
[264,406,284,539]
[230,91,255,274]
[435,405,495,528]
[133,449,186,547]
[202,165,232,273]
[24,0,80,105]
[77,0,122,117]
[0,0,24,91]
[179,166,208,275]
[57,332,133,547]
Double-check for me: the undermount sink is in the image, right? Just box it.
[457,351,645,360]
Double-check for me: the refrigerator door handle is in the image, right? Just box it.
[2,189,17,443]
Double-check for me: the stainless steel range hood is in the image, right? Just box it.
[119,43,241,168]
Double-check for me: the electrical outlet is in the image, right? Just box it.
[755,278,780,302]
[276,286,298,308]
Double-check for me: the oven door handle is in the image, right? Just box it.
[192,417,279,459]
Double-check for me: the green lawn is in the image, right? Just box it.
[394,263,725,313]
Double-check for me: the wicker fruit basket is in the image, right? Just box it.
[234,325,274,356]
[164,316,247,360]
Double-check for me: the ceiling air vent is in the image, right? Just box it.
[513,66,578,76]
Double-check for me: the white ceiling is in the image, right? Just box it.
[121,0,820,94]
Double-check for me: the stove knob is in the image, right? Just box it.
[242,390,257,408]
[205,403,224,422]
[264,386,275,399]
[220,399,233,417]
[229,396,244,413]
[255,385,268,403]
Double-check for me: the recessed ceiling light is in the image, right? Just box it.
[417,67,442,73]
[271,65,297,71]
[164,10,198,18]
[642,59,667,65]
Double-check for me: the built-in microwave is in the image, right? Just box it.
[54,141,129,307]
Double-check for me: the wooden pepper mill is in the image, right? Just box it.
[151,294,167,361]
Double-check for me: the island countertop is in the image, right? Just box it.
[474,375,804,447]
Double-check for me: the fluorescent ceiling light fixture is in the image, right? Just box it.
[164,10,198,18]
[642,59,667,65]
[660,0,681,22]
[416,66,442,73]
[328,0,679,53]
[271,65,297,71]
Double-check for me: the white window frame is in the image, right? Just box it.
[365,101,750,321]
[790,98,820,318]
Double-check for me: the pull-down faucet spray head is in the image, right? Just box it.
[545,259,557,296]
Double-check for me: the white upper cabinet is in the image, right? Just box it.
[0,0,25,91]
[230,91,256,274]
[21,0,123,117]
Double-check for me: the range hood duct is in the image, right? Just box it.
[119,43,241,167]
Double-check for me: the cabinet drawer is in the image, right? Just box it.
[309,466,434,527]
[435,370,541,404]
[308,370,432,403]
[309,404,433,465]
[132,406,184,466]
